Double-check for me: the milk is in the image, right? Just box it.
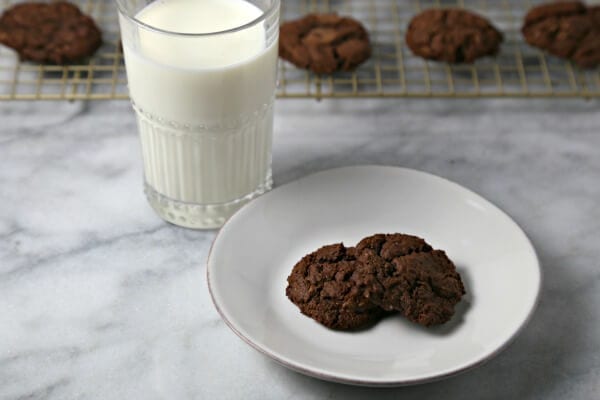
[119,0,279,228]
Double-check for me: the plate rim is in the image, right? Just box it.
[206,165,542,387]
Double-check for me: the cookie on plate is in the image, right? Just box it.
[522,1,600,68]
[0,1,102,64]
[286,243,384,330]
[356,234,465,327]
[405,8,503,63]
[279,13,371,74]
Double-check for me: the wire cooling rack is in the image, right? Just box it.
[0,0,599,100]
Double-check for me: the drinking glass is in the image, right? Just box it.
[116,0,280,228]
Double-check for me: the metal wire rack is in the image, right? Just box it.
[0,0,599,100]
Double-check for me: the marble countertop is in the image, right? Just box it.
[1,98,599,399]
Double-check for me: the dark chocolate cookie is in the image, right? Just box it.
[522,1,600,68]
[0,1,102,64]
[356,234,465,327]
[286,243,384,330]
[405,8,503,63]
[279,13,371,74]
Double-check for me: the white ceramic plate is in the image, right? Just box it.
[207,166,541,386]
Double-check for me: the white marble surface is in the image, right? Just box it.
[1,98,599,399]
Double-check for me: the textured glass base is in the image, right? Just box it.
[144,175,273,229]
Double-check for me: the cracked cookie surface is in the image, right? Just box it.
[279,13,371,74]
[522,1,600,68]
[286,243,383,330]
[356,234,465,327]
[405,8,503,63]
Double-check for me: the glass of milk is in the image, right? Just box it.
[116,0,280,229]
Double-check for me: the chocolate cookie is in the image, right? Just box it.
[356,234,465,327]
[0,1,102,64]
[522,1,600,68]
[279,14,371,74]
[405,8,503,63]
[286,243,384,330]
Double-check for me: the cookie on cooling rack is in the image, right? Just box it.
[405,8,503,63]
[279,13,371,74]
[522,1,600,68]
[0,1,102,64]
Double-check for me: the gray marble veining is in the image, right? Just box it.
[1,98,599,399]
